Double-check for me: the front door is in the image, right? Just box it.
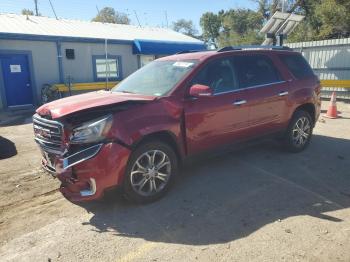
[0,54,33,108]
[184,57,251,155]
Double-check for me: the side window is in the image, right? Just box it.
[192,58,238,94]
[279,54,314,79]
[233,55,282,89]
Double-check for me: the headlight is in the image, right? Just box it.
[70,115,113,144]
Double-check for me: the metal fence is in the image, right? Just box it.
[286,38,350,99]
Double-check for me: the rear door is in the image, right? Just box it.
[183,57,251,154]
[232,54,290,135]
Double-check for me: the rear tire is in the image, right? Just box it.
[284,110,313,153]
[123,141,178,204]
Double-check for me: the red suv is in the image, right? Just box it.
[33,46,321,203]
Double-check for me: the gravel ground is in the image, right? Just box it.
[0,101,349,262]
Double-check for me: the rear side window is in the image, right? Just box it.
[279,54,314,79]
[232,55,282,89]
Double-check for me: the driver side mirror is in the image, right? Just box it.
[189,84,213,98]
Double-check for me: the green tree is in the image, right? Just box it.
[253,0,302,18]
[256,0,269,18]
[287,0,323,42]
[315,0,350,39]
[287,0,350,42]
[21,9,34,16]
[172,19,198,38]
[219,9,264,47]
[92,7,130,24]
[200,12,222,47]
[200,9,264,48]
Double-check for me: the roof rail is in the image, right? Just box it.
[176,50,202,54]
[176,49,214,54]
[217,45,291,52]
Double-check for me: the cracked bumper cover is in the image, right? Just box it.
[43,142,131,202]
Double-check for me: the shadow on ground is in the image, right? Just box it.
[80,134,350,245]
[0,111,34,127]
[0,136,17,159]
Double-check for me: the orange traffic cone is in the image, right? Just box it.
[324,92,339,119]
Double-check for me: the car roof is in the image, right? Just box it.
[159,48,298,62]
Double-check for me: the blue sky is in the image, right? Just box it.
[1,0,257,31]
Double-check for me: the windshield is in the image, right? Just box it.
[112,60,198,96]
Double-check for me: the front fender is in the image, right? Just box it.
[111,98,186,156]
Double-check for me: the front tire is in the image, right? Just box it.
[284,110,313,153]
[123,141,178,204]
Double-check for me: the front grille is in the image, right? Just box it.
[33,114,64,155]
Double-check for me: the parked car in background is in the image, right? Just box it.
[33,46,321,203]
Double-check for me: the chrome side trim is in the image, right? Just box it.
[62,144,103,169]
[214,80,287,96]
[80,178,97,197]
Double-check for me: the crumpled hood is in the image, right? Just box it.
[36,91,156,119]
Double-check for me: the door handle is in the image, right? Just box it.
[233,99,247,106]
[278,91,289,96]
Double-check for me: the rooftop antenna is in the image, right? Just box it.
[48,0,58,19]
[133,10,141,27]
[34,0,39,16]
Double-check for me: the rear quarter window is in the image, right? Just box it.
[279,54,314,79]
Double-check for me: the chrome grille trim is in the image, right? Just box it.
[33,114,64,155]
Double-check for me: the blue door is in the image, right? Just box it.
[0,54,33,107]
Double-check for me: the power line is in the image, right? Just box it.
[133,10,141,27]
[48,0,58,19]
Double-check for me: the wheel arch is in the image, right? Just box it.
[131,131,183,163]
[294,103,316,125]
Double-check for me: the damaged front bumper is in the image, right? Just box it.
[41,142,131,201]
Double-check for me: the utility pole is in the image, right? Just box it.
[164,11,168,28]
[104,39,109,90]
[281,0,286,12]
[34,0,39,16]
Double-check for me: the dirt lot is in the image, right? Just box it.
[0,101,349,262]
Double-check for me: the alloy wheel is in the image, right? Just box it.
[130,150,171,196]
[292,116,311,147]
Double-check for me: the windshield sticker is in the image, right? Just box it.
[173,61,194,68]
